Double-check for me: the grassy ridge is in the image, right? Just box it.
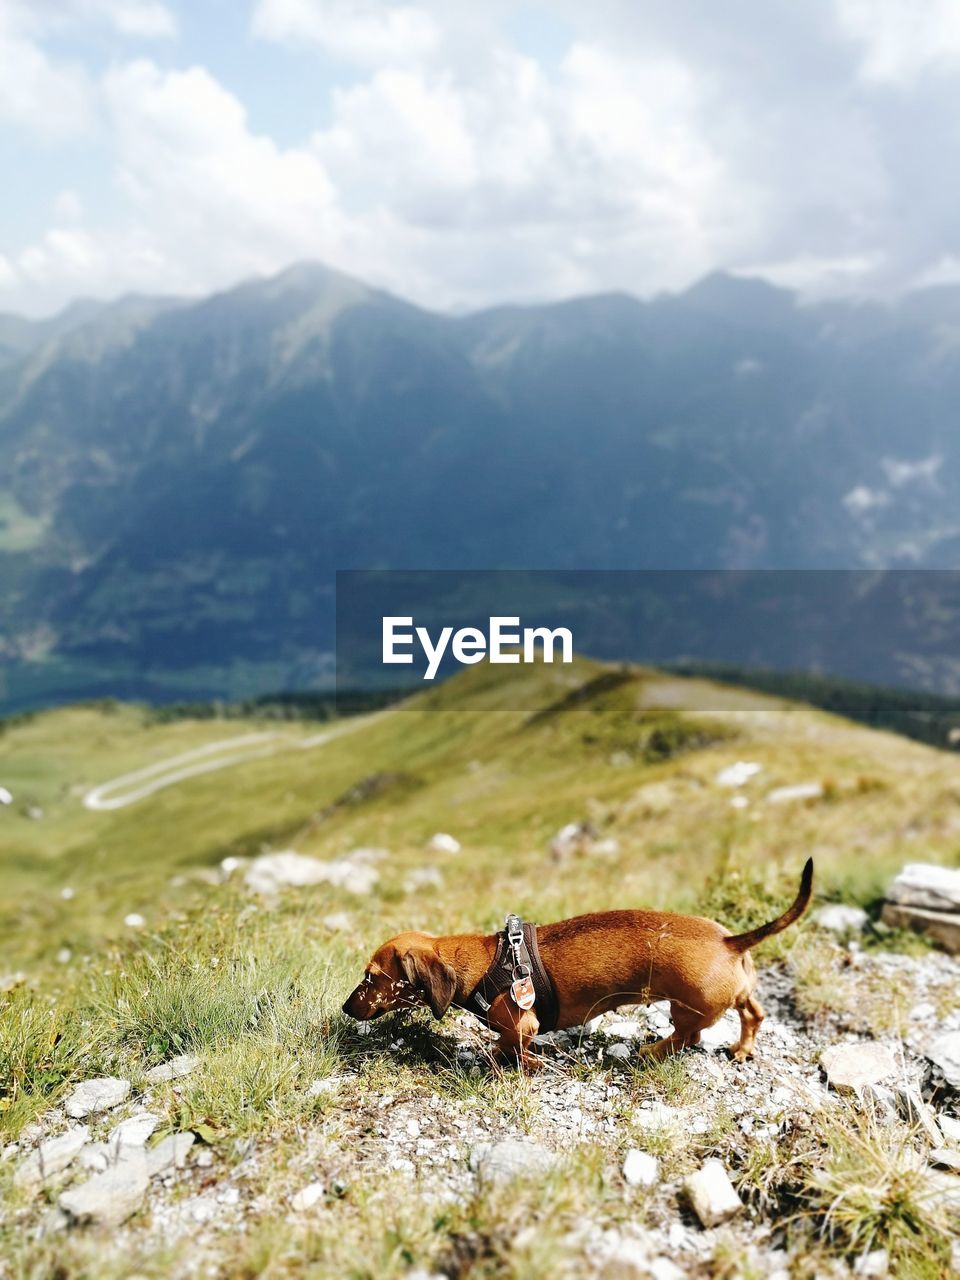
[666,661,960,749]
[4,656,960,973]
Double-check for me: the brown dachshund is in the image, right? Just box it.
[343,858,813,1069]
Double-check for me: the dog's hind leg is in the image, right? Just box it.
[640,1002,713,1061]
[729,992,765,1062]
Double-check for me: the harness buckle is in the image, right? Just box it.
[504,913,524,949]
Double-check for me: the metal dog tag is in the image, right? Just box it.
[511,975,535,1010]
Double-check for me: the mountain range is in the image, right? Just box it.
[2,263,960,709]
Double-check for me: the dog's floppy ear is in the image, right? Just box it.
[400,947,456,1020]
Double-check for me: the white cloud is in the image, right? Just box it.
[733,252,887,298]
[53,189,85,220]
[0,0,175,137]
[81,0,177,38]
[18,227,104,285]
[1,0,176,39]
[881,454,943,488]
[251,0,437,65]
[7,59,342,302]
[306,40,746,306]
[836,0,960,84]
[914,255,960,290]
[844,485,891,516]
[101,61,336,246]
[0,6,94,136]
[3,1,960,314]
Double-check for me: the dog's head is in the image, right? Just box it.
[342,932,457,1022]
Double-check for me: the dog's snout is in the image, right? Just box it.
[342,988,359,1017]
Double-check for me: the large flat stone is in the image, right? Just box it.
[886,863,960,913]
[927,1030,960,1091]
[820,1042,898,1093]
[63,1077,130,1119]
[146,1132,195,1177]
[108,1112,159,1155]
[14,1126,90,1189]
[59,1150,149,1227]
[881,903,960,954]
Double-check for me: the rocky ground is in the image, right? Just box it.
[4,925,959,1279]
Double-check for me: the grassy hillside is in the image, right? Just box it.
[1,659,959,1277]
[4,657,959,970]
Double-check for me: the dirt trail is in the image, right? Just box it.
[83,713,389,811]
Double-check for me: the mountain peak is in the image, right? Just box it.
[678,270,800,331]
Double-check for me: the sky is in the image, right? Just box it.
[2,0,960,317]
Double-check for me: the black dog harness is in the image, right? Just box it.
[461,914,559,1033]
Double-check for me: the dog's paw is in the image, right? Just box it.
[727,1045,754,1063]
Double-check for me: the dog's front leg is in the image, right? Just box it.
[488,997,541,1072]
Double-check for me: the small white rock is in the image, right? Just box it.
[307,1074,351,1096]
[698,1011,740,1050]
[684,1159,742,1228]
[853,1249,889,1278]
[427,832,461,855]
[766,782,823,805]
[649,1260,685,1280]
[144,1053,199,1084]
[605,1043,631,1061]
[290,1181,325,1211]
[605,1020,643,1040]
[634,1102,680,1131]
[60,887,74,900]
[622,1149,659,1188]
[321,912,352,933]
[124,913,145,928]
[109,1112,158,1152]
[813,904,869,934]
[715,761,761,788]
[64,1077,131,1119]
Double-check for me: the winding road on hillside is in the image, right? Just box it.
[82,712,388,811]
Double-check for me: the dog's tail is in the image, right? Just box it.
[723,858,814,953]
